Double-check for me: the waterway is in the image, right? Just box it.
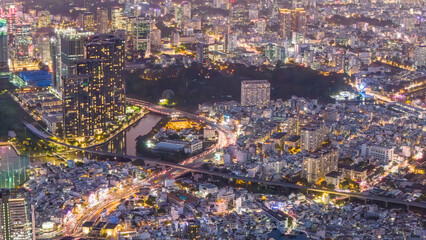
[94,113,163,155]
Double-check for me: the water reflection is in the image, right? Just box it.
[93,113,163,155]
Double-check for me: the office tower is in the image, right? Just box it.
[132,17,151,51]
[174,1,191,26]
[226,33,237,53]
[97,8,109,34]
[265,43,286,62]
[300,122,329,152]
[182,1,192,20]
[302,147,338,183]
[51,29,92,92]
[6,5,16,36]
[241,80,271,107]
[111,7,125,31]
[0,188,35,240]
[0,143,30,189]
[81,12,96,32]
[279,8,306,40]
[85,35,125,125]
[151,28,161,47]
[196,42,208,64]
[13,24,32,63]
[37,11,51,29]
[0,19,8,71]
[257,18,266,34]
[171,31,180,46]
[38,35,51,63]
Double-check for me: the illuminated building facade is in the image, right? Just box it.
[0,188,34,240]
[13,24,32,63]
[279,8,306,40]
[63,35,125,138]
[132,17,151,51]
[241,80,271,107]
[62,74,94,138]
[96,8,109,34]
[300,122,329,152]
[85,35,125,123]
[81,12,96,32]
[51,29,93,92]
[0,19,8,71]
[111,7,125,31]
[414,44,426,68]
[302,147,339,183]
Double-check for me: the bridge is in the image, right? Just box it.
[39,137,426,210]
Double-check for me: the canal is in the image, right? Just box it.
[94,113,164,155]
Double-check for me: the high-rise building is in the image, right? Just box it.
[62,73,94,138]
[171,31,180,46]
[174,1,191,26]
[13,24,32,64]
[37,11,51,29]
[196,42,208,64]
[414,43,426,68]
[241,80,271,107]
[51,29,93,92]
[300,122,329,152]
[63,34,125,138]
[85,34,125,125]
[0,188,35,240]
[132,17,151,51]
[97,8,109,34]
[111,7,125,31]
[186,220,200,239]
[6,5,16,37]
[279,8,306,40]
[265,43,286,62]
[0,19,8,71]
[226,33,237,53]
[302,147,338,183]
[151,28,161,47]
[81,12,96,32]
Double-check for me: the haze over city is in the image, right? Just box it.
[0,0,424,239]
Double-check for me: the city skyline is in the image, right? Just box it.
[0,0,424,239]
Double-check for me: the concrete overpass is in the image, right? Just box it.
[37,136,426,211]
[25,100,426,211]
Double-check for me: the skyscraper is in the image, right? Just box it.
[63,35,125,138]
[85,35,125,122]
[241,80,271,107]
[132,17,151,51]
[279,8,306,41]
[51,29,93,92]
[62,73,95,138]
[81,12,96,32]
[97,8,109,34]
[0,19,8,71]
[111,7,125,31]
[0,188,35,240]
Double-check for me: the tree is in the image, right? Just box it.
[326,184,335,190]
[319,181,327,188]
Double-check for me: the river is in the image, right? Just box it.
[95,113,164,156]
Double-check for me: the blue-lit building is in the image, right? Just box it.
[19,70,52,87]
[0,143,30,189]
